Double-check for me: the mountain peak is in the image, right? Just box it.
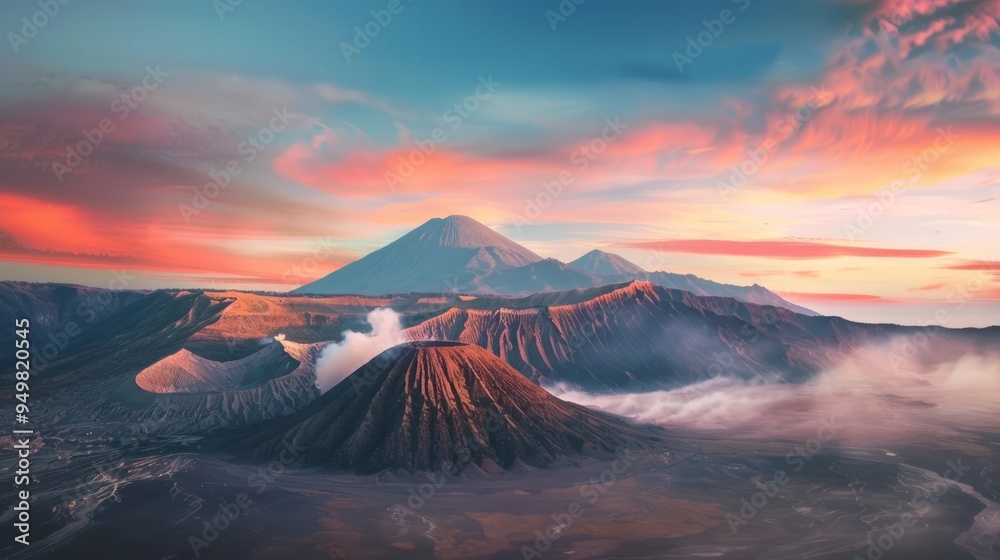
[442,214,478,223]
[293,217,542,295]
[411,215,532,251]
[227,341,658,474]
[570,249,646,277]
[292,218,815,315]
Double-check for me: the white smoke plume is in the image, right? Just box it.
[257,333,286,345]
[314,308,406,393]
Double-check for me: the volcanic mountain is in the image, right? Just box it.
[293,216,815,314]
[404,280,951,390]
[480,257,601,294]
[118,339,324,433]
[221,341,660,475]
[293,215,543,295]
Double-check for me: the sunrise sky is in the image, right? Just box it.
[1,0,998,326]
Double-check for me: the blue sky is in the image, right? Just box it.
[2,0,999,326]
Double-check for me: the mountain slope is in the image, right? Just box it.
[405,281,915,390]
[478,258,601,295]
[220,341,661,474]
[570,249,646,276]
[293,217,815,315]
[567,250,817,316]
[293,215,542,295]
[115,339,323,433]
[617,270,817,316]
[0,282,145,373]
[135,340,300,394]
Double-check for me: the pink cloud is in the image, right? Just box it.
[784,291,896,302]
[618,239,952,259]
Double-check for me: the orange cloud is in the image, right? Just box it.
[784,291,895,302]
[0,193,124,255]
[945,259,1000,271]
[909,282,949,291]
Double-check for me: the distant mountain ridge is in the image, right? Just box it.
[406,280,861,390]
[569,249,816,316]
[293,215,815,315]
[570,249,645,276]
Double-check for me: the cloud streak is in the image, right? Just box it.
[618,239,951,259]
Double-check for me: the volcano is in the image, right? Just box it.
[293,215,543,296]
[223,341,660,475]
[292,216,815,314]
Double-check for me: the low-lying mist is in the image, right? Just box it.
[314,308,405,393]
[547,339,1000,450]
